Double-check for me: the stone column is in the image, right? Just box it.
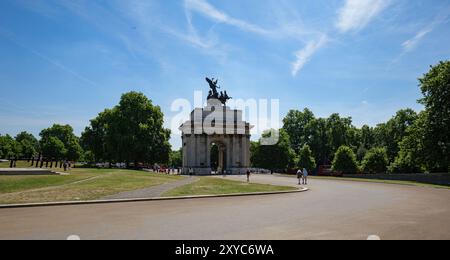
[196,135,201,168]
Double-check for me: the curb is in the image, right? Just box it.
[0,187,308,209]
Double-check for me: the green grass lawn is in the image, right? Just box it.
[163,177,296,197]
[0,168,184,205]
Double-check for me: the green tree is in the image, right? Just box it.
[15,132,39,158]
[326,114,354,155]
[0,134,22,159]
[360,125,375,149]
[40,124,83,161]
[66,137,83,161]
[82,150,95,164]
[332,146,358,174]
[374,109,418,163]
[80,109,115,162]
[169,149,182,168]
[298,144,316,171]
[82,92,171,167]
[40,136,66,161]
[283,111,356,167]
[356,144,368,163]
[282,108,315,153]
[251,129,297,170]
[305,118,330,165]
[418,61,450,172]
[357,125,376,161]
[362,148,389,174]
[389,111,427,173]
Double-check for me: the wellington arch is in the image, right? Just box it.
[179,78,252,175]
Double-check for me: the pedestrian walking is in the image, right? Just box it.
[302,168,309,185]
[297,169,303,185]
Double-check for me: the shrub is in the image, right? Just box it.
[388,153,424,173]
[362,148,388,174]
[332,146,358,174]
[298,144,316,171]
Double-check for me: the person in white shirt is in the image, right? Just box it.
[297,169,303,185]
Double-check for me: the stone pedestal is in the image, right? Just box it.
[179,99,252,175]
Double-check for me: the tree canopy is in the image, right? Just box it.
[298,144,316,171]
[0,134,21,159]
[40,136,67,161]
[169,149,182,168]
[282,110,359,167]
[417,61,450,172]
[81,92,171,166]
[251,129,297,170]
[332,146,358,174]
[362,148,389,174]
[39,124,83,161]
[282,108,315,153]
[15,132,39,158]
[279,61,450,174]
[373,109,418,162]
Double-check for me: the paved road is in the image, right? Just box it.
[1,175,450,240]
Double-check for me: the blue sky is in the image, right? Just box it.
[0,0,449,149]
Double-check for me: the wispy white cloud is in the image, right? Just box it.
[292,35,328,76]
[185,0,330,76]
[336,0,391,33]
[402,27,433,52]
[184,0,269,36]
[11,0,391,78]
[402,11,450,52]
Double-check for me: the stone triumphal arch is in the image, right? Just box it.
[179,78,252,175]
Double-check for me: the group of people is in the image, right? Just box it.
[153,165,181,175]
[297,168,309,185]
[164,167,180,175]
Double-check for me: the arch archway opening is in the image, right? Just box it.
[210,142,226,175]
